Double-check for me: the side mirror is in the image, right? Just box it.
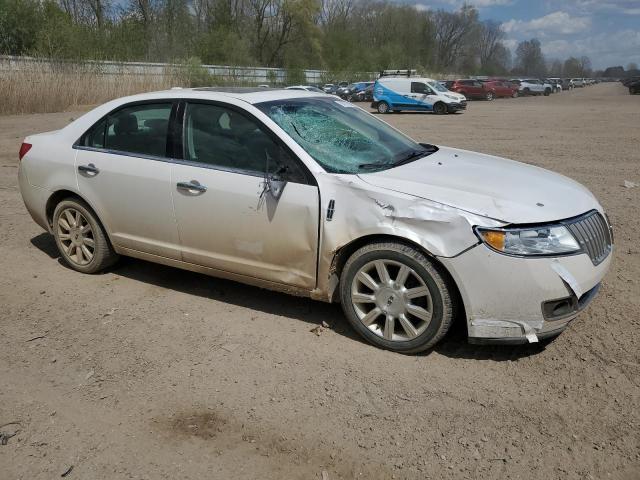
[263,150,288,200]
[267,172,286,200]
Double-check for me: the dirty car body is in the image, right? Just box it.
[18,88,613,352]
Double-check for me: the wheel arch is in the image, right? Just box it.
[329,234,466,327]
[45,189,115,246]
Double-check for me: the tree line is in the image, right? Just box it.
[1,0,595,78]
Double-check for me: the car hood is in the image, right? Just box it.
[357,146,600,224]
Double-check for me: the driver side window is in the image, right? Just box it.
[183,102,306,183]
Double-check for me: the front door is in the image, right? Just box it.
[75,101,181,259]
[170,101,320,289]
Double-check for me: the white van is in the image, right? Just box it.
[372,76,467,114]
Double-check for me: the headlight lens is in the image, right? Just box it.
[476,225,580,256]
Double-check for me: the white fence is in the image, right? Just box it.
[0,55,376,85]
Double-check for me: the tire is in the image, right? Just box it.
[339,242,454,354]
[544,88,551,96]
[511,90,518,98]
[377,101,390,114]
[432,102,447,115]
[523,88,530,96]
[630,87,637,95]
[53,198,119,274]
[485,91,494,101]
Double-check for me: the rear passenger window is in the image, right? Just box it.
[103,103,172,157]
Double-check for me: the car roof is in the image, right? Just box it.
[110,87,329,105]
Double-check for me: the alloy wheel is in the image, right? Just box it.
[56,207,95,265]
[350,259,433,341]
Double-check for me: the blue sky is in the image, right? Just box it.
[407,0,640,70]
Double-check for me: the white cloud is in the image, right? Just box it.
[442,0,513,7]
[412,3,431,11]
[502,11,592,35]
[567,0,640,15]
[541,29,640,67]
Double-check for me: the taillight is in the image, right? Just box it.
[19,142,32,161]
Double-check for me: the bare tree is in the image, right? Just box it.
[477,20,504,71]
[433,5,478,71]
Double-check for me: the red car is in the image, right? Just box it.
[483,80,518,98]
[448,79,518,100]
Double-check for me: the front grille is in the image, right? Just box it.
[565,211,612,265]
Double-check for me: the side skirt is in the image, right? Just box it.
[114,245,315,299]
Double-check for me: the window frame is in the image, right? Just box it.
[73,98,317,186]
[74,99,179,161]
[176,99,317,186]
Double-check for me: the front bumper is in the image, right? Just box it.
[439,244,612,344]
[446,101,467,112]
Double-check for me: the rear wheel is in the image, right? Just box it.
[53,198,119,274]
[377,101,390,114]
[432,102,447,115]
[544,88,551,96]
[523,88,530,96]
[511,90,518,98]
[485,91,494,101]
[339,242,454,354]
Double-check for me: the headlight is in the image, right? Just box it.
[475,225,580,256]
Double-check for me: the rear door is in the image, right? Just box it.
[170,101,320,289]
[75,101,181,259]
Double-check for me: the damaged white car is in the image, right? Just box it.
[18,88,613,353]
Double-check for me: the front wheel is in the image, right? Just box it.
[485,91,494,101]
[511,90,519,98]
[544,88,551,96]
[432,102,447,115]
[377,101,390,114]
[339,242,454,353]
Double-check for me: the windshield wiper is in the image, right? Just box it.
[359,146,437,171]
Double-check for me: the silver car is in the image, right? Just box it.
[18,88,613,352]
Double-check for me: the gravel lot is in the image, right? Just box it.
[1,83,638,480]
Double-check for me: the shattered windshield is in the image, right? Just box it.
[256,97,431,174]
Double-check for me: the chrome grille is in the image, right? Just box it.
[566,211,612,265]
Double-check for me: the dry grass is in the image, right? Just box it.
[0,61,179,115]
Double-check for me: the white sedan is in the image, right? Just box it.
[17,88,613,352]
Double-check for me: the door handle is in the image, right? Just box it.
[177,181,207,193]
[78,163,99,175]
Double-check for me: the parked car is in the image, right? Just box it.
[561,78,574,90]
[628,79,640,94]
[353,84,374,103]
[322,83,338,94]
[571,78,585,87]
[339,81,374,101]
[18,88,613,352]
[512,79,547,96]
[546,78,563,93]
[448,79,493,100]
[287,85,326,93]
[372,76,467,113]
[482,80,518,98]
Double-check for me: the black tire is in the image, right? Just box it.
[53,198,119,274]
[377,101,390,114]
[544,88,551,96]
[432,102,447,115]
[339,242,454,354]
[485,91,494,101]
[523,88,530,96]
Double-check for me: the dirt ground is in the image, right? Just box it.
[0,83,638,480]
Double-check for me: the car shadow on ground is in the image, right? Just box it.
[30,232,548,361]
